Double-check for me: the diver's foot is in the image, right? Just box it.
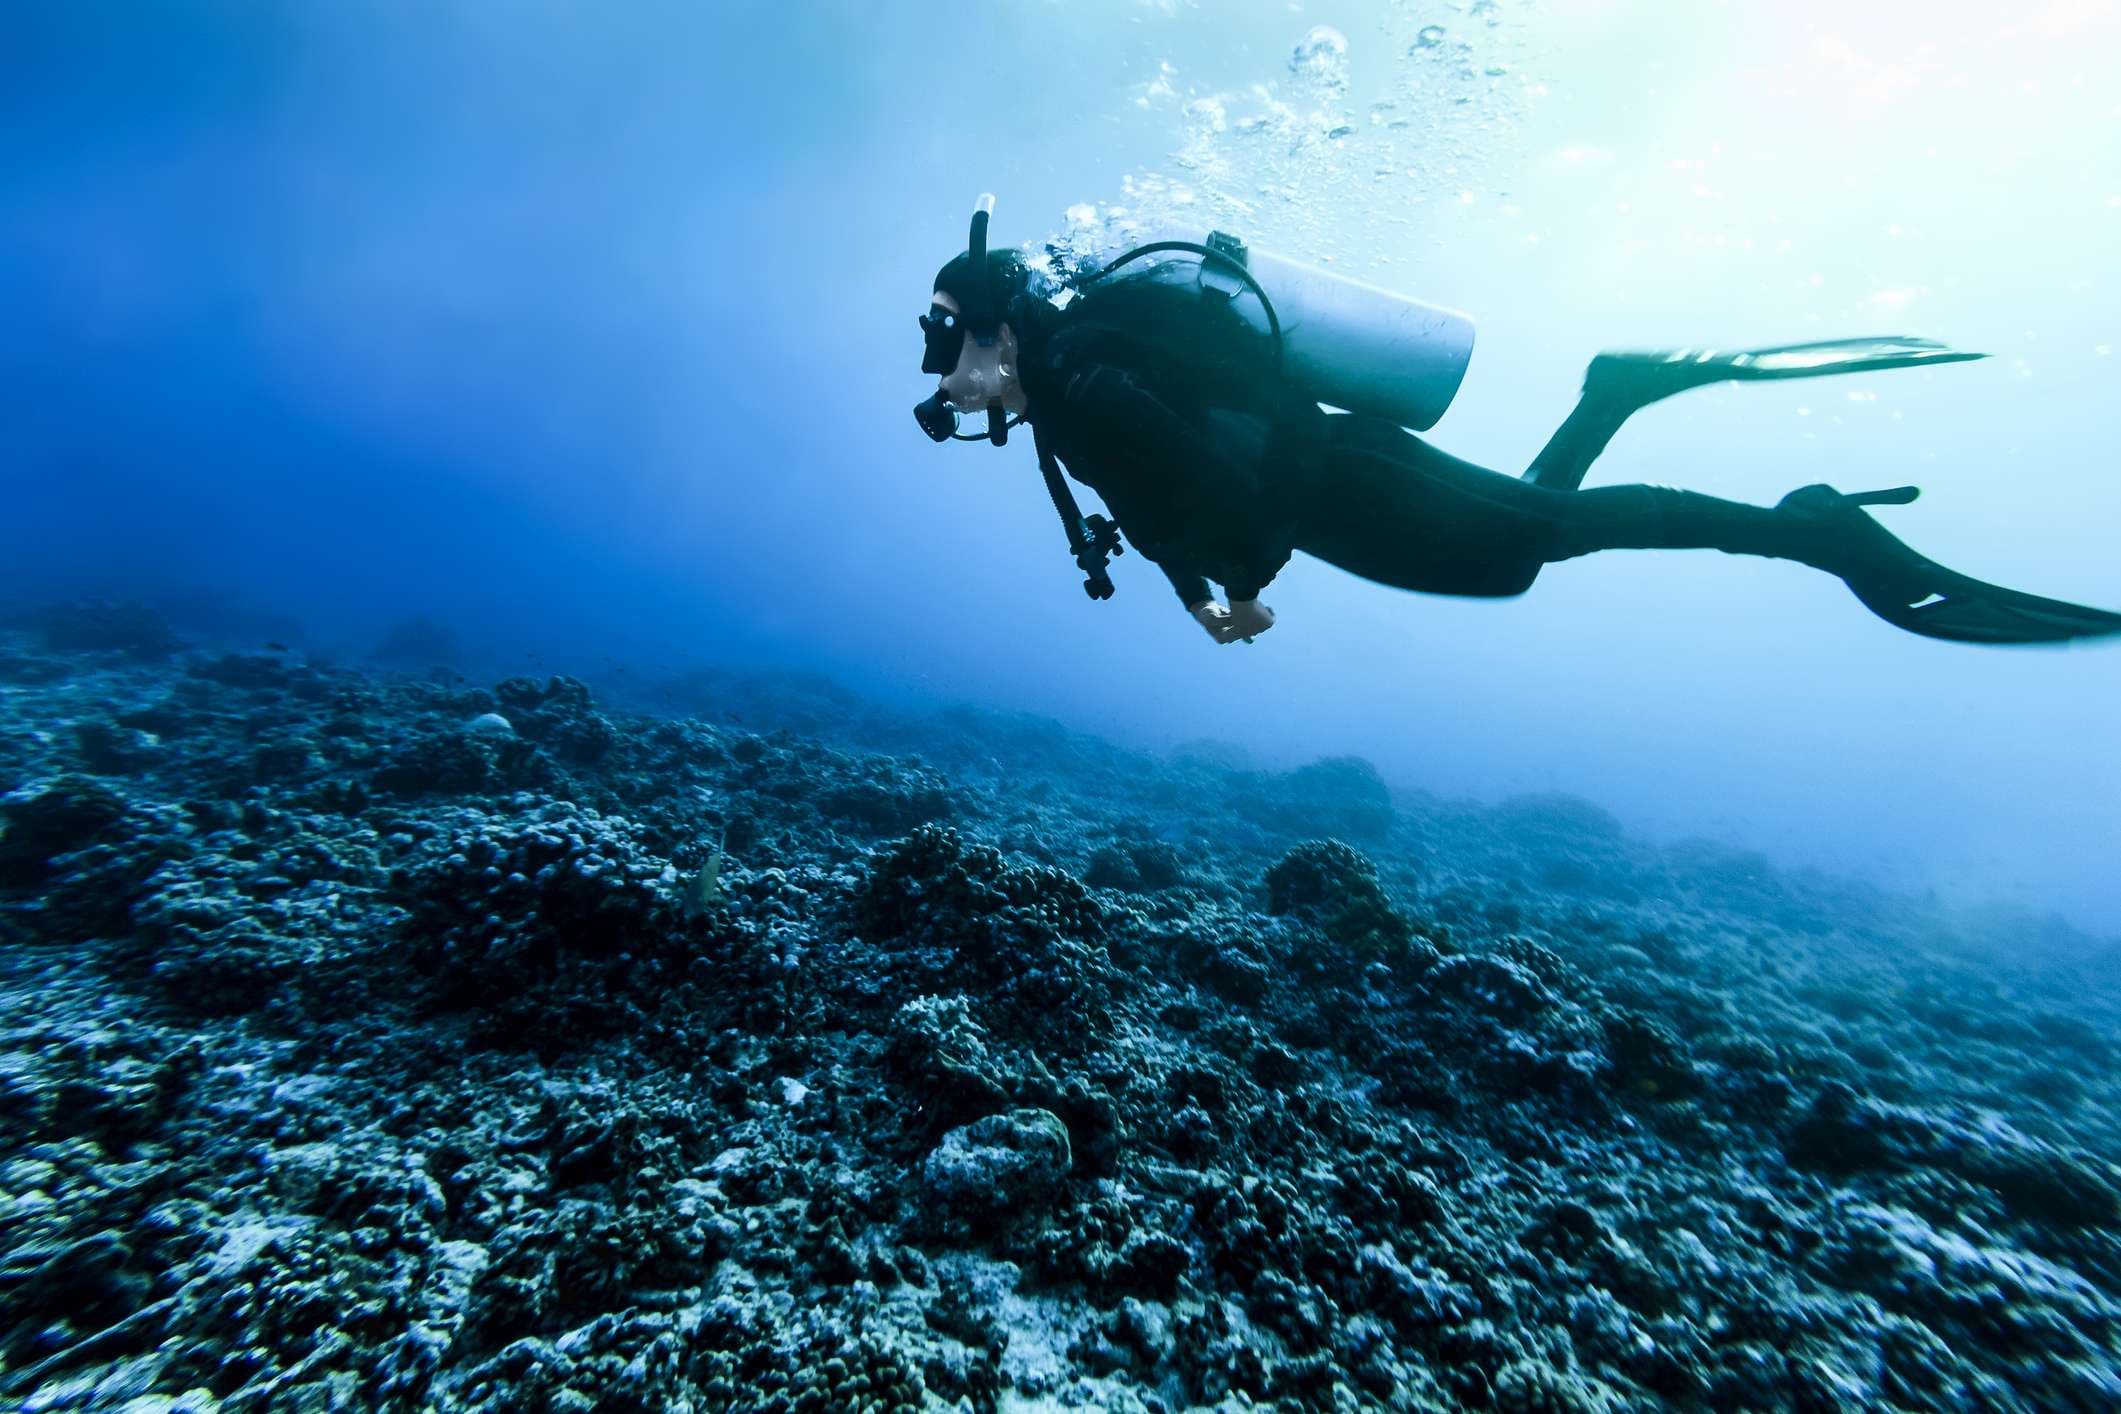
[1776,482,1936,600]
[1584,337,1987,410]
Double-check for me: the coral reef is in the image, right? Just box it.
[1,614,2116,1410]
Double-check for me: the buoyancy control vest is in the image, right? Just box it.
[916,195,1479,598]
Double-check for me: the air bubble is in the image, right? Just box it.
[1066,0,1536,263]
[1289,26,1351,92]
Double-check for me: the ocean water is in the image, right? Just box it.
[3,3,2120,1409]
[4,0,2117,930]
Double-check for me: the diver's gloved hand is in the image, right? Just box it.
[1190,598,1276,644]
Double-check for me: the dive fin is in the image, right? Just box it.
[1659,336,1987,380]
[1525,340,1985,492]
[1587,336,1987,402]
[1780,483,2121,645]
[1848,573,2121,645]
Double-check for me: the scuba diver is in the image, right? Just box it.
[914,196,2121,646]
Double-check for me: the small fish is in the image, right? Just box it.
[684,850,725,916]
[264,641,289,653]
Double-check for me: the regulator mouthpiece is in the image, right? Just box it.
[913,389,958,443]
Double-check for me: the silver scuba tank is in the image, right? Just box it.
[1156,227,1475,431]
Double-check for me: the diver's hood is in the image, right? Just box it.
[917,194,1030,444]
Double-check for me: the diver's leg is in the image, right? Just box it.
[1520,354,1760,492]
[1523,337,1989,492]
[1539,483,1804,562]
[1299,416,1808,579]
[1290,417,1563,597]
[1290,415,2121,642]
[1546,480,2121,643]
[1520,384,1644,493]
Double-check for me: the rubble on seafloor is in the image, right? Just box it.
[0,606,2116,1412]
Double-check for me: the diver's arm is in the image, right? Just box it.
[1221,555,1289,606]
[1060,363,1218,492]
[1058,362,1282,638]
[1056,367,1217,611]
[1161,563,1214,608]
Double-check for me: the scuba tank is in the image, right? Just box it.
[1091,227,1476,432]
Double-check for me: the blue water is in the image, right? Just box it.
[4,0,2117,929]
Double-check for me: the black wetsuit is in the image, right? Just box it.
[1017,269,1848,608]
[983,259,2120,645]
